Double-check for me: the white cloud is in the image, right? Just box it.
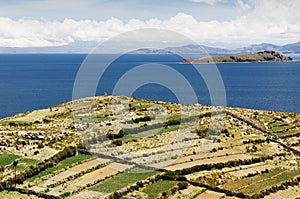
[0,0,300,48]
[236,0,250,11]
[189,0,227,5]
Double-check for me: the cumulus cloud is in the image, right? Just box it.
[0,0,299,47]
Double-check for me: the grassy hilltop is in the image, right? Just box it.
[0,96,299,199]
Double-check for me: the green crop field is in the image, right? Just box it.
[222,168,285,190]
[142,180,177,199]
[90,167,160,193]
[0,154,20,166]
[9,158,39,170]
[222,167,300,195]
[240,169,300,195]
[27,153,92,182]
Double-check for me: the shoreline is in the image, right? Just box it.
[1,95,299,121]
[181,60,296,64]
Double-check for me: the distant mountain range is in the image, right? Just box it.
[0,41,98,54]
[1,40,300,54]
[132,41,300,54]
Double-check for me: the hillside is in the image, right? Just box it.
[0,96,299,198]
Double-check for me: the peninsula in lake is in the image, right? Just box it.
[182,51,293,64]
[0,95,300,198]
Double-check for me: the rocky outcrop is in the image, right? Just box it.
[183,51,293,64]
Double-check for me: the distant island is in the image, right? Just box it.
[182,51,293,64]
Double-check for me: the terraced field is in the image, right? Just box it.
[0,96,299,198]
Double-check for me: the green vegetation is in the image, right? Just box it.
[90,167,160,193]
[142,180,177,199]
[60,192,71,198]
[27,153,92,182]
[107,130,125,139]
[197,127,208,138]
[132,116,151,123]
[222,167,285,190]
[265,116,300,138]
[199,112,212,118]
[116,124,179,143]
[164,114,181,127]
[157,125,179,134]
[116,134,138,141]
[9,158,38,170]
[129,102,151,111]
[73,113,112,122]
[0,121,33,126]
[276,129,300,137]
[0,154,20,166]
[222,168,300,195]
[241,169,300,195]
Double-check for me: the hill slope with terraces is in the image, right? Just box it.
[0,96,299,198]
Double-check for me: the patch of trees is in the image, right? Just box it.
[107,130,125,139]
[132,116,151,123]
[243,139,267,144]
[164,118,181,127]
[280,131,300,139]
[197,127,221,138]
[199,112,212,118]
[242,169,269,178]
[8,121,33,127]
[112,140,122,146]
[196,127,208,138]
[8,186,61,199]
[160,181,189,198]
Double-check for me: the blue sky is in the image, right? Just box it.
[0,0,299,48]
[0,0,250,21]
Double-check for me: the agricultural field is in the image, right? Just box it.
[89,167,160,194]
[0,95,299,198]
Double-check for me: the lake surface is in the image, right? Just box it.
[0,54,299,119]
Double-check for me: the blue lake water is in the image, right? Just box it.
[0,54,299,119]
